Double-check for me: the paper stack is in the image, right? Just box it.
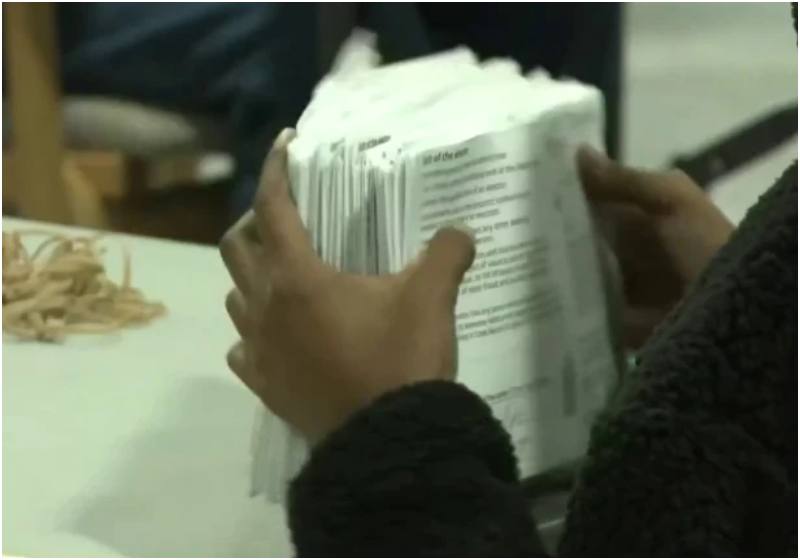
[252,31,619,503]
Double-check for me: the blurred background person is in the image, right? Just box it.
[54,3,622,224]
[4,3,792,245]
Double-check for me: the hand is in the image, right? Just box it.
[220,129,475,442]
[577,146,734,348]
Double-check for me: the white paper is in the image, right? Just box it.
[254,34,619,503]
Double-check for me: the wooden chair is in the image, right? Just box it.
[3,3,232,243]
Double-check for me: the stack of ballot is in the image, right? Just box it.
[251,31,619,503]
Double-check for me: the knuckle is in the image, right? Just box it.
[226,345,241,371]
[270,255,327,297]
[662,169,701,203]
[270,267,310,300]
[219,229,237,257]
[225,290,240,314]
[664,168,694,186]
[267,262,291,291]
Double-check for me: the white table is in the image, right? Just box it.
[3,218,293,557]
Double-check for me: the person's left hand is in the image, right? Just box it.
[220,129,475,442]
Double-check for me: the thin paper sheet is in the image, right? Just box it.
[252,31,619,504]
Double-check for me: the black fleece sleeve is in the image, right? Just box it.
[288,381,547,557]
[560,163,798,557]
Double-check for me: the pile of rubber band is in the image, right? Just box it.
[3,230,165,342]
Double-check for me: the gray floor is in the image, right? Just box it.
[624,2,797,224]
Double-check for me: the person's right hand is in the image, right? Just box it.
[577,146,734,348]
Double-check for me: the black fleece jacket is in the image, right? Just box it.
[288,155,797,557]
[288,161,796,557]
[289,159,797,556]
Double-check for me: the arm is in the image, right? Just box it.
[290,381,548,557]
[562,160,797,557]
[560,409,764,557]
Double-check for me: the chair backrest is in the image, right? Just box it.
[4,2,73,223]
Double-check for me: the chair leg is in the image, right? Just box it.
[62,160,110,229]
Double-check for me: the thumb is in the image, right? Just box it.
[576,145,678,214]
[406,225,476,308]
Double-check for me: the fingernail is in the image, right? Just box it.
[273,128,297,149]
[446,221,476,241]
